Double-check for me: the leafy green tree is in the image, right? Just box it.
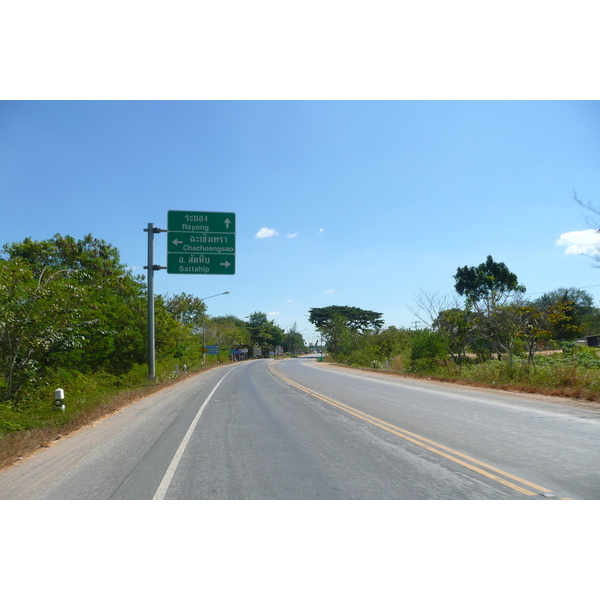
[545,300,581,344]
[308,305,384,334]
[210,315,251,352]
[0,258,86,402]
[511,298,582,367]
[283,323,306,354]
[453,256,526,360]
[433,308,474,367]
[513,303,553,367]
[342,326,414,369]
[0,234,192,403]
[410,291,473,367]
[322,314,355,356]
[454,255,526,316]
[162,292,209,359]
[372,326,413,362]
[308,305,384,357]
[212,315,247,328]
[489,304,523,364]
[164,293,207,333]
[3,234,153,374]
[7,234,131,280]
[535,287,595,340]
[409,329,447,372]
[154,295,191,360]
[246,312,284,356]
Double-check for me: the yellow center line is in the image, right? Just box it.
[269,363,555,498]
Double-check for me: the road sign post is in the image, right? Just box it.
[145,211,235,379]
[144,223,167,379]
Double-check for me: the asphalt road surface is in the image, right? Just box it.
[1,356,599,499]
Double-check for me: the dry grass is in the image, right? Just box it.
[412,373,600,402]
[324,357,600,404]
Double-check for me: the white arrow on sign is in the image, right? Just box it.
[172,238,183,246]
[224,218,231,229]
[221,261,231,268]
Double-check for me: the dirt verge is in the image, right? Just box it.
[0,363,229,473]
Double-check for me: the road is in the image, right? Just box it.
[1,356,599,499]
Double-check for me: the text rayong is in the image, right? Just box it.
[181,223,209,232]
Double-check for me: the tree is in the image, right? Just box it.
[283,323,306,355]
[410,290,474,368]
[433,307,474,367]
[535,287,595,340]
[513,303,553,368]
[0,234,193,403]
[246,312,284,356]
[453,256,526,361]
[454,255,526,316]
[164,293,207,333]
[409,329,447,372]
[308,305,384,356]
[161,293,209,360]
[0,258,87,402]
[6,234,131,281]
[2,234,154,374]
[211,315,251,351]
[373,326,412,360]
[308,305,384,334]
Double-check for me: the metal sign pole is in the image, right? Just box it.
[144,223,166,380]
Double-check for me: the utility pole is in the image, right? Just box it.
[144,223,166,380]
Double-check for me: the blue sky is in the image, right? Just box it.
[1,100,600,342]
[3,2,600,569]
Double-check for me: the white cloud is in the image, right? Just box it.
[557,229,600,255]
[255,227,278,239]
[268,311,280,315]
[287,232,298,239]
[286,299,293,303]
[324,289,333,294]
[318,228,324,234]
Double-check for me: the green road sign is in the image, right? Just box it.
[167,232,235,254]
[167,253,235,275]
[167,210,236,275]
[168,211,235,234]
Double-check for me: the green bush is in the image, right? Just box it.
[408,330,447,372]
[344,347,380,368]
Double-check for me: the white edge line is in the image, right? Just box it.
[153,368,235,500]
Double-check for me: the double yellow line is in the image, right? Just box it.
[269,363,560,498]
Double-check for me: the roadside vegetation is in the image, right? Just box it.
[3,231,600,469]
[309,257,600,403]
[0,234,308,467]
